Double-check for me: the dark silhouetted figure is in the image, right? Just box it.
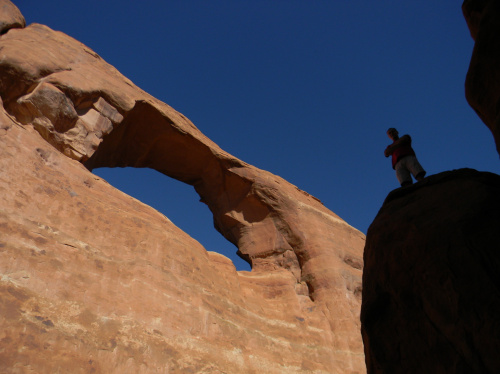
[384,128,426,187]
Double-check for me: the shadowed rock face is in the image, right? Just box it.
[359,5,500,371]
[463,0,500,157]
[361,169,500,373]
[0,1,365,372]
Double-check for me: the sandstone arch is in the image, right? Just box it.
[0,2,366,371]
[0,18,364,301]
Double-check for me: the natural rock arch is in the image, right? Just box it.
[0,20,364,302]
[0,2,366,371]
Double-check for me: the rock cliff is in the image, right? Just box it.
[361,169,500,373]
[360,3,500,372]
[463,0,500,157]
[0,1,365,373]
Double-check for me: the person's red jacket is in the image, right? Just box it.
[385,135,416,169]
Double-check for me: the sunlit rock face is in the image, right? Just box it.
[0,0,24,34]
[361,169,500,373]
[0,1,366,372]
[463,0,500,157]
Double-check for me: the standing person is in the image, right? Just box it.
[384,128,426,187]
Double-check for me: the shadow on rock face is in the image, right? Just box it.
[361,168,500,373]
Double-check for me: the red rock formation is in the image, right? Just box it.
[0,1,365,372]
[0,0,24,34]
[463,0,500,157]
[361,169,500,373]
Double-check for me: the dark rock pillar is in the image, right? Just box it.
[361,169,500,373]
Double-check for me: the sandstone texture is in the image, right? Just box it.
[0,0,24,35]
[0,3,365,373]
[361,169,500,373]
[463,0,500,157]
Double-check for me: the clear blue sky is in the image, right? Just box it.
[20,1,499,271]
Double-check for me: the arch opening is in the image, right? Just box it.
[92,166,252,271]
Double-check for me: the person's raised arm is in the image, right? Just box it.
[384,146,392,157]
[384,134,411,156]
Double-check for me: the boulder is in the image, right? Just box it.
[361,169,500,373]
[0,0,25,34]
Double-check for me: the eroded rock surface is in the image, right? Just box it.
[0,3,365,373]
[463,0,500,157]
[361,169,500,373]
[0,0,24,34]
